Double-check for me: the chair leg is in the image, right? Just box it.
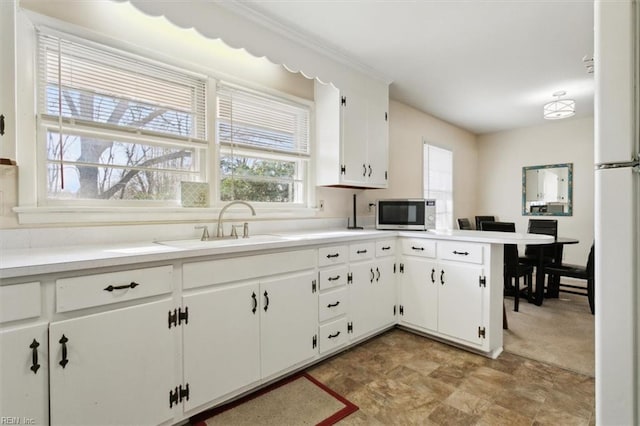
[588,278,595,315]
[514,277,519,312]
[503,303,508,329]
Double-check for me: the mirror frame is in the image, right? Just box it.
[522,163,573,216]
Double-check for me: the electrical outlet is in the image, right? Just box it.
[319,200,324,211]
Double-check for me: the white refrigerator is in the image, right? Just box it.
[594,0,639,424]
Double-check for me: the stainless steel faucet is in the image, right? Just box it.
[216,201,256,238]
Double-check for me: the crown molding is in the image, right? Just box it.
[216,0,392,84]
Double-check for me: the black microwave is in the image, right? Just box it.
[376,199,436,230]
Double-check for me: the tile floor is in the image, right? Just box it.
[306,328,595,425]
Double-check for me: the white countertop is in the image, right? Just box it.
[0,229,553,280]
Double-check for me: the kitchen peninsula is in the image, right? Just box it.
[0,228,551,426]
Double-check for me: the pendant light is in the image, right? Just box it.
[543,91,575,120]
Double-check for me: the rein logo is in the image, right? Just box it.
[0,418,35,425]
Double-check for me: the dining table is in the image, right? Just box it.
[531,236,580,305]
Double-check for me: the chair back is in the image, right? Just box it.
[475,215,496,230]
[525,219,558,258]
[480,221,515,232]
[586,242,595,278]
[457,218,472,230]
[478,222,519,268]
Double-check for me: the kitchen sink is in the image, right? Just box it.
[154,234,288,249]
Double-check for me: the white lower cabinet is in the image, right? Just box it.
[399,256,439,331]
[0,322,49,425]
[49,299,176,426]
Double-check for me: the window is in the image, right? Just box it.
[37,30,208,204]
[216,83,310,205]
[423,143,453,229]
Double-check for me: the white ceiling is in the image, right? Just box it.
[236,0,595,135]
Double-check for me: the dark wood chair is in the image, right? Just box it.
[520,219,558,264]
[545,243,595,314]
[475,215,496,231]
[457,218,472,230]
[480,221,533,311]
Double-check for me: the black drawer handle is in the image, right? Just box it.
[381,246,391,250]
[327,301,340,308]
[104,282,139,292]
[430,268,435,283]
[328,331,341,339]
[370,268,375,283]
[368,164,372,177]
[362,164,367,177]
[412,246,424,251]
[440,270,445,285]
[251,292,257,314]
[376,267,380,282]
[59,335,69,368]
[326,253,340,259]
[263,291,269,312]
[30,339,41,374]
[453,251,469,256]
[328,275,341,281]
[0,114,5,136]
[356,249,367,254]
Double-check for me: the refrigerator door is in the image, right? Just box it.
[595,167,639,425]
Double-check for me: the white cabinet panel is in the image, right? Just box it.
[438,241,484,264]
[49,299,175,426]
[0,323,48,424]
[399,257,438,331]
[319,318,348,354]
[438,263,484,345]
[0,282,40,323]
[319,287,348,322]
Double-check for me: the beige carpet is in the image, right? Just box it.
[503,287,594,377]
[193,373,358,426]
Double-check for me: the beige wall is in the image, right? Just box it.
[477,116,594,264]
[362,100,479,226]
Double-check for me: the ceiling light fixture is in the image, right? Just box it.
[543,91,575,120]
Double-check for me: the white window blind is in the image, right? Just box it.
[37,30,208,203]
[216,83,310,204]
[424,143,453,230]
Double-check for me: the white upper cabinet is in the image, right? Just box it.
[315,79,389,188]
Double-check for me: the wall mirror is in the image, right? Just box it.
[522,163,573,216]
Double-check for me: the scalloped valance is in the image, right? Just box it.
[119,0,390,90]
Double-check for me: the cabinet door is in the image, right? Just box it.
[260,271,318,379]
[371,257,396,330]
[438,263,484,345]
[182,282,260,412]
[400,257,438,331]
[366,82,389,186]
[348,260,377,340]
[49,299,175,426]
[0,323,48,424]
[341,88,369,185]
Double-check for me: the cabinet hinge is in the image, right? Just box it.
[399,263,404,273]
[340,164,346,175]
[385,171,388,180]
[168,307,188,328]
[312,279,317,293]
[385,111,388,121]
[393,263,396,274]
[313,334,317,349]
[169,383,190,408]
[478,326,486,339]
[479,276,486,288]
[393,305,397,316]
[347,322,353,333]
[341,96,346,106]
[347,272,353,284]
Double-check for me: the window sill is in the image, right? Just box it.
[14,205,318,226]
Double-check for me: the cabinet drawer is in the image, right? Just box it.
[319,287,348,322]
[376,239,396,257]
[56,265,173,313]
[0,282,41,323]
[318,318,348,354]
[438,241,484,264]
[349,242,375,261]
[318,245,348,267]
[401,238,436,258]
[318,266,348,290]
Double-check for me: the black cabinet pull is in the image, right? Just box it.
[59,335,69,368]
[430,268,435,283]
[368,164,372,177]
[328,331,341,339]
[326,253,340,259]
[251,292,257,314]
[381,246,391,250]
[453,251,469,256]
[327,275,341,281]
[0,114,5,136]
[356,249,367,254]
[263,291,269,312]
[362,164,367,177]
[104,282,139,292]
[440,270,445,285]
[369,268,375,283]
[376,267,380,281]
[30,339,40,374]
[412,246,424,251]
[327,301,340,308]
